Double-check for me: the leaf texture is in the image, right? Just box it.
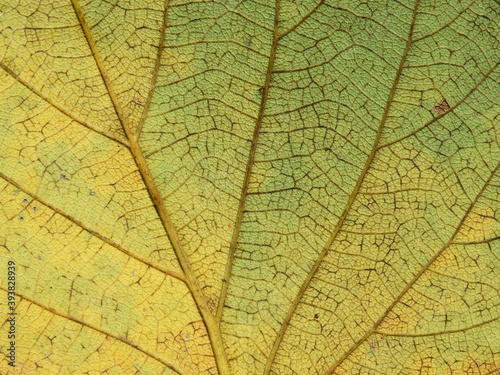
[1,0,500,374]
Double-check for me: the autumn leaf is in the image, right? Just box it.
[1,0,500,374]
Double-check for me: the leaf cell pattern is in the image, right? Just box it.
[1,0,500,374]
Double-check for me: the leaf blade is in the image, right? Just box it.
[1,0,500,373]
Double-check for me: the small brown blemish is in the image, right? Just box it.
[433,98,450,115]
[465,113,479,120]
[314,313,319,319]
[134,94,143,105]
[258,86,264,94]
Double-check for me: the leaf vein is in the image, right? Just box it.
[0,290,186,375]
[263,1,421,372]
[215,0,283,324]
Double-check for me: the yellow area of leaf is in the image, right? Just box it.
[1,0,500,374]
[0,291,179,375]
[455,207,500,243]
[0,179,217,374]
[0,1,124,140]
[77,0,166,133]
[0,68,180,272]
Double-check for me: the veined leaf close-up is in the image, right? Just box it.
[1,0,500,373]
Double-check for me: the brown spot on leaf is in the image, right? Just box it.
[370,339,377,353]
[134,94,143,105]
[433,98,450,115]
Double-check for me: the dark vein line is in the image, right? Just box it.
[376,314,500,337]
[70,1,230,373]
[156,67,260,88]
[71,0,130,134]
[278,0,325,40]
[136,0,170,139]
[0,289,185,375]
[453,234,500,245]
[215,0,282,325]
[428,268,500,292]
[0,62,130,149]
[273,42,399,74]
[322,4,407,40]
[326,158,500,374]
[147,97,258,127]
[169,39,270,59]
[146,127,251,159]
[0,172,186,283]
[378,60,500,150]
[412,0,478,42]
[485,366,500,375]
[263,2,421,373]
[224,6,274,32]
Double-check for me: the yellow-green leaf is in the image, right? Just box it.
[1,0,500,374]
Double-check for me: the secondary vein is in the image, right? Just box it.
[326,156,500,374]
[0,172,186,284]
[135,0,171,140]
[0,62,130,148]
[70,1,230,373]
[215,0,282,324]
[0,289,186,375]
[263,1,421,373]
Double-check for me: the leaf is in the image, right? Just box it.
[1,0,500,374]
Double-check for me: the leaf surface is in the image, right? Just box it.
[1,0,500,374]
